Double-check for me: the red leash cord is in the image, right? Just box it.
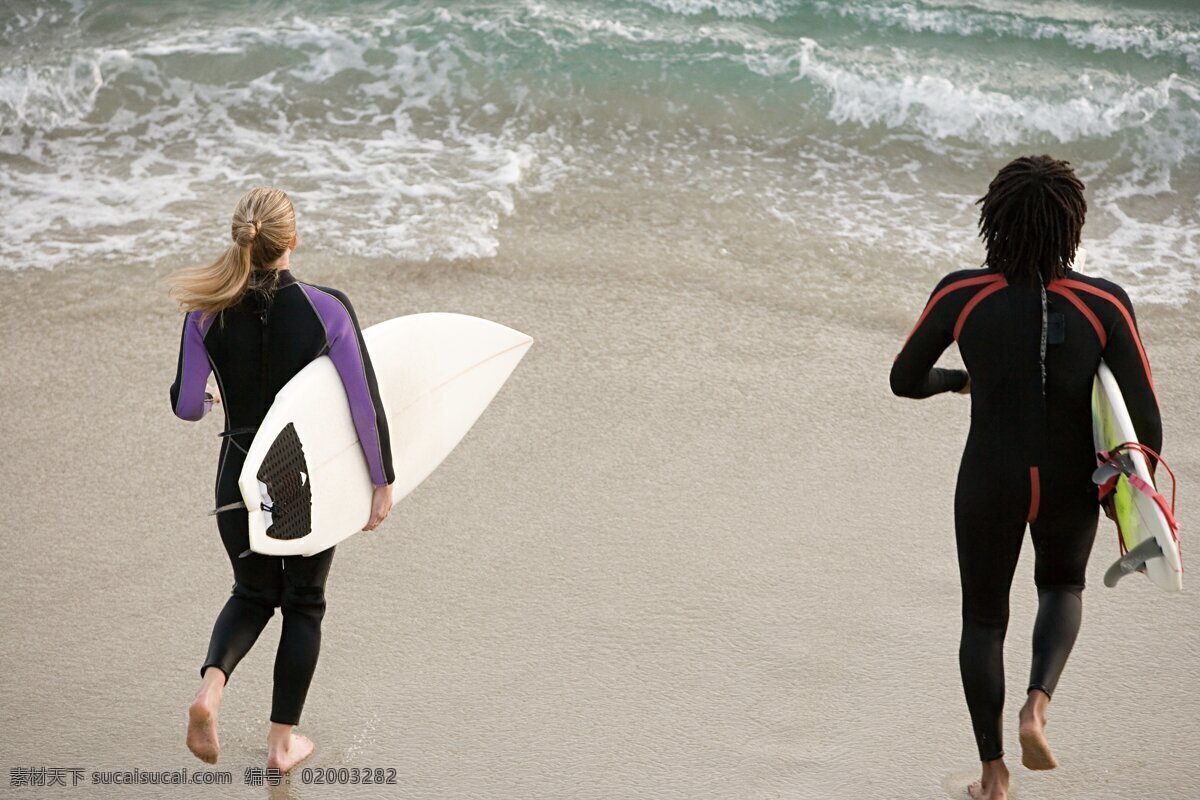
[1097,442,1181,566]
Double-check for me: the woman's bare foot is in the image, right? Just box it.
[1019,688,1058,770]
[186,668,226,764]
[266,723,315,772]
[967,757,1009,800]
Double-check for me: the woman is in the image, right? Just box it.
[890,156,1161,800]
[169,188,395,771]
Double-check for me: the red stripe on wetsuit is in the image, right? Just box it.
[953,276,1007,340]
[1028,466,1040,523]
[898,273,1005,352]
[1050,278,1157,400]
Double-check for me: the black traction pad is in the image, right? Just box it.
[257,422,312,541]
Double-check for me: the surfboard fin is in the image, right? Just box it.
[1092,451,1136,485]
[1103,537,1164,588]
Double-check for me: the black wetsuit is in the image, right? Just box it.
[170,269,394,725]
[890,267,1161,762]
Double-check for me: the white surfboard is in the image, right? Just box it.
[1092,361,1182,592]
[239,313,532,557]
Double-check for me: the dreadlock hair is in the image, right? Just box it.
[976,155,1087,285]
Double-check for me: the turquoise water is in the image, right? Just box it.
[1,0,1197,302]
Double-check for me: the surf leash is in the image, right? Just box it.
[1094,442,1181,567]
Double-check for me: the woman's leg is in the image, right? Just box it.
[265,545,336,771]
[188,451,284,764]
[201,508,284,681]
[186,661,226,764]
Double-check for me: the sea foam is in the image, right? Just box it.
[0,0,1194,306]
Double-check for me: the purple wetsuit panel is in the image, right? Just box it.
[299,285,391,487]
[170,310,215,421]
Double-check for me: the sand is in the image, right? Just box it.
[1,240,1198,799]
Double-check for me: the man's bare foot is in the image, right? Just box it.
[266,725,315,772]
[1019,689,1058,770]
[967,758,1009,800]
[186,669,226,764]
[966,781,1009,800]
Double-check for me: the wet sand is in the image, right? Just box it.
[1,240,1198,799]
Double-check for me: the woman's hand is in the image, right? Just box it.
[363,483,393,532]
[206,383,222,405]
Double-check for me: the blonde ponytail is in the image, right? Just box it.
[169,188,297,314]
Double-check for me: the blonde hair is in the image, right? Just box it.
[169,187,297,314]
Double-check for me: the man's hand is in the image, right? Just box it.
[1101,492,1117,521]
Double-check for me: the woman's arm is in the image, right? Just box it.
[170,311,215,421]
[300,285,396,488]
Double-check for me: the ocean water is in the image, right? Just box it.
[0,0,1197,306]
